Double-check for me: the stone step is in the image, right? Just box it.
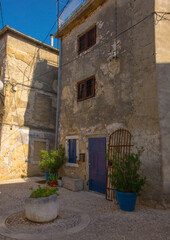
[62,176,83,191]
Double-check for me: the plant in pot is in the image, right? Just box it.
[107,147,146,212]
[39,144,67,185]
[25,185,59,223]
[49,171,58,187]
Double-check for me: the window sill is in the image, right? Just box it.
[65,163,79,168]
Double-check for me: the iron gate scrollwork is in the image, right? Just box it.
[106,129,133,201]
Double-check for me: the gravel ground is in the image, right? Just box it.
[0,177,170,240]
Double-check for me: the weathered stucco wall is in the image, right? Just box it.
[58,0,165,205]
[0,33,59,180]
[155,0,170,206]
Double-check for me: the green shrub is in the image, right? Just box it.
[29,185,59,198]
[39,144,67,173]
[49,172,58,182]
[107,147,146,196]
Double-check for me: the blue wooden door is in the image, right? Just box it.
[68,139,77,163]
[89,138,106,194]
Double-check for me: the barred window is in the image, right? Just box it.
[78,26,96,53]
[77,76,95,101]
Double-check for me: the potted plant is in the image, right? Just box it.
[39,144,67,184]
[49,172,58,187]
[107,147,146,211]
[25,185,59,223]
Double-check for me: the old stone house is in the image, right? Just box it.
[55,0,170,207]
[0,26,59,180]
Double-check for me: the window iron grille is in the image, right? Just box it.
[106,129,133,201]
[78,25,96,53]
[77,76,95,101]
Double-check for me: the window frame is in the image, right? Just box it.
[77,75,95,102]
[65,135,79,167]
[78,25,96,54]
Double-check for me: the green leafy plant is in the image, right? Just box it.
[39,145,67,173]
[49,172,58,182]
[29,185,59,198]
[107,147,146,196]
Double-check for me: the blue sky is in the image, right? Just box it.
[0,0,69,48]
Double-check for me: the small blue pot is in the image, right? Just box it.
[114,190,137,212]
[45,173,57,185]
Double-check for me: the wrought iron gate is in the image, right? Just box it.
[106,129,133,201]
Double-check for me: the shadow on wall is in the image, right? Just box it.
[24,51,58,177]
[157,63,170,201]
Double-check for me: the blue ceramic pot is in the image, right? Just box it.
[114,190,137,211]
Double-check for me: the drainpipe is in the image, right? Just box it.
[55,38,62,150]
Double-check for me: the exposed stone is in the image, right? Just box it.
[63,177,84,191]
[0,27,59,180]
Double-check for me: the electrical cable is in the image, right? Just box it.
[0,0,170,147]
[0,5,60,146]
[43,20,58,43]
[155,12,170,24]
[58,0,72,17]
[0,0,4,27]
[59,12,155,69]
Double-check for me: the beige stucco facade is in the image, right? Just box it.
[56,0,170,207]
[0,26,59,180]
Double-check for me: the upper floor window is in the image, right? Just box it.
[77,76,95,101]
[78,25,96,53]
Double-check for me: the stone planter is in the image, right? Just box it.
[25,194,59,223]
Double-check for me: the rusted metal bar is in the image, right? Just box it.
[106,128,133,201]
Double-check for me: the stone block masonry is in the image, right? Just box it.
[63,177,84,191]
[0,26,59,180]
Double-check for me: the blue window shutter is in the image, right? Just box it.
[68,139,77,163]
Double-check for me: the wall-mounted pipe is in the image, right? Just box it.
[55,38,62,150]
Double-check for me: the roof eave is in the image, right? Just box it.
[0,25,59,54]
[55,0,107,38]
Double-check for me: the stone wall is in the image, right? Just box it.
[0,32,59,180]
[0,34,6,121]
[58,0,166,205]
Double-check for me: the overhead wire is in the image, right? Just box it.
[155,12,170,24]
[59,11,156,69]
[0,0,28,160]
[1,0,170,147]
[0,0,4,27]
[56,6,170,70]
[0,0,62,147]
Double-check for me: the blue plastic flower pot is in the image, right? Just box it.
[45,173,57,185]
[114,190,137,212]
[45,172,50,184]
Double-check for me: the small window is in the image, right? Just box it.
[65,136,79,166]
[77,76,95,101]
[78,25,96,53]
[68,139,77,163]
